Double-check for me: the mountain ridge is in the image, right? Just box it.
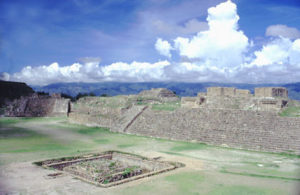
[31,82,300,100]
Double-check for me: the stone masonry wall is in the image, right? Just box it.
[255,87,288,98]
[68,112,114,127]
[125,108,300,154]
[5,94,70,117]
[50,98,70,117]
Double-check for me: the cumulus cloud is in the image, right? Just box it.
[266,25,300,39]
[248,37,300,68]
[173,0,249,68]
[10,60,170,85]
[249,38,292,67]
[6,0,300,85]
[155,38,173,58]
[0,72,10,81]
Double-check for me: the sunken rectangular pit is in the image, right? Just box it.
[35,151,183,187]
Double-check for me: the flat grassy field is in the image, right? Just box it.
[279,106,300,117]
[0,117,299,194]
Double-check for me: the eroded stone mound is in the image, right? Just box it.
[137,88,179,103]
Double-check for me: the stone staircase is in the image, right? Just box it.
[111,105,148,133]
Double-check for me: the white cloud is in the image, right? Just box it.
[290,39,300,66]
[10,60,170,85]
[266,25,300,39]
[6,0,300,85]
[101,60,169,81]
[155,38,173,58]
[248,37,300,68]
[249,37,292,67]
[0,72,10,81]
[173,0,249,68]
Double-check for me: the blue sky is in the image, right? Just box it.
[1,0,300,85]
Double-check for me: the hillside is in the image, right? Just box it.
[32,82,300,100]
[0,80,34,106]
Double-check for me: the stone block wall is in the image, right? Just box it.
[236,89,252,97]
[5,94,70,117]
[68,112,114,127]
[138,88,177,98]
[207,87,224,96]
[255,87,288,98]
[181,97,198,108]
[207,87,236,97]
[50,98,70,117]
[223,87,236,96]
[207,87,252,98]
[68,96,144,128]
[124,108,300,154]
[66,87,299,155]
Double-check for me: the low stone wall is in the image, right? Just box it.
[124,108,300,154]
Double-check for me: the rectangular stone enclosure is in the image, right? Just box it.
[35,151,183,187]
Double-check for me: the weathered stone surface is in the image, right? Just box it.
[68,87,300,155]
[207,87,237,97]
[68,96,132,127]
[236,89,251,97]
[138,88,176,98]
[0,81,34,107]
[181,97,198,108]
[111,105,148,132]
[183,87,289,112]
[255,87,288,98]
[4,93,70,117]
[125,108,300,154]
[138,88,179,103]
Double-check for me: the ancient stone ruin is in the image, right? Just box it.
[181,87,289,112]
[68,87,300,155]
[35,151,183,187]
[1,83,299,155]
[0,80,71,117]
[137,88,179,103]
[4,93,70,117]
[0,80,34,108]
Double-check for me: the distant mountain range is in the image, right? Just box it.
[32,82,300,100]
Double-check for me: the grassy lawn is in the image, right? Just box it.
[151,102,181,111]
[119,171,285,195]
[0,117,299,194]
[279,106,300,117]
